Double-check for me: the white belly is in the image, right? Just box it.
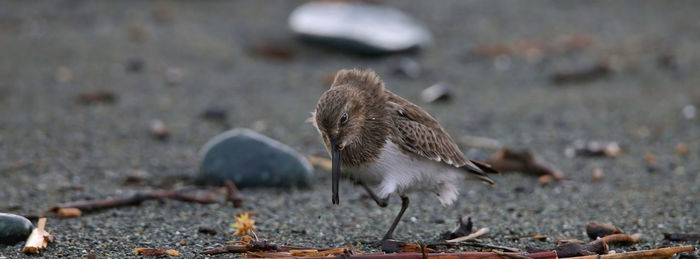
[345,140,464,206]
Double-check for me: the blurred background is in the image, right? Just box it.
[0,1,698,257]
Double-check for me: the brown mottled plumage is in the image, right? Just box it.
[312,69,496,250]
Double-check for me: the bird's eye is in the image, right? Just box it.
[340,113,348,124]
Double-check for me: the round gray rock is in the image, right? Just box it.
[0,213,33,245]
[199,128,313,188]
[289,2,431,54]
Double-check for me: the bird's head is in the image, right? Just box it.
[314,69,388,204]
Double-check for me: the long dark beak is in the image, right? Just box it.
[331,140,341,205]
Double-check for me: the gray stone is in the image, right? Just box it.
[392,57,422,78]
[0,213,33,245]
[289,2,431,54]
[421,83,452,103]
[199,128,313,188]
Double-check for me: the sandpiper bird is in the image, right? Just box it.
[312,69,497,251]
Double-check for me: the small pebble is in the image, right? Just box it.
[150,119,170,140]
[128,25,148,42]
[201,108,228,122]
[165,67,184,85]
[592,167,604,182]
[125,57,145,73]
[55,66,72,83]
[197,226,217,235]
[682,104,696,119]
[538,175,552,185]
[76,91,117,105]
[420,83,451,103]
[152,3,173,23]
[0,213,33,245]
[392,57,421,78]
[643,153,658,165]
[676,143,688,156]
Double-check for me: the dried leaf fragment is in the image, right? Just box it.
[232,213,256,236]
[664,233,700,242]
[586,222,622,240]
[57,207,82,218]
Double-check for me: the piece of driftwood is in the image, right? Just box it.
[566,245,695,259]
[556,239,585,245]
[664,233,700,242]
[260,251,557,259]
[201,241,278,255]
[427,242,520,253]
[48,190,215,213]
[506,234,547,241]
[22,218,53,254]
[398,243,437,253]
[591,233,642,246]
[487,149,565,180]
[586,222,622,240]
[289,248,349,257]
[134,247,179,256]
[56,207,82,218]
[446,228,490,243]
[555,242,607,258]
[551,61,610,85]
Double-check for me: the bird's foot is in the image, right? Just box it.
[380,238,406,253]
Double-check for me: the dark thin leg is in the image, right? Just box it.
[383,196,409,240]
[360,182,389,207]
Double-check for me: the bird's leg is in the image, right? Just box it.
[360,182,389,207]
[381,196,409,253]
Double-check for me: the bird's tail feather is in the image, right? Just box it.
[462,160,498,185]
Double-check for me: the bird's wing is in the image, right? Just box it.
[386,91,497,182]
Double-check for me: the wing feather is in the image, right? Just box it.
[386,91,496,183]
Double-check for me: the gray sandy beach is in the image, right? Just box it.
[1,1,698,258]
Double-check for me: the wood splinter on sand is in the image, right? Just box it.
[260,251,558,259]
[565,245,694,259]
[47,189,216,213]
[446,227,490,243]
[22,217,53,254]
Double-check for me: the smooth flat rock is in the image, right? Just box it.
[289,2,431,54]
[421,82,452,103]
[199,128,313,188]
[0,213,33,245]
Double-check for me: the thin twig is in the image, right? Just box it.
[225,180,243,208]
[427,242,520,253]
[565,245,694,259]
[48,189,216,213]
[446,227,490,243]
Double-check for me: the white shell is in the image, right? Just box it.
[289,2,431,52]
